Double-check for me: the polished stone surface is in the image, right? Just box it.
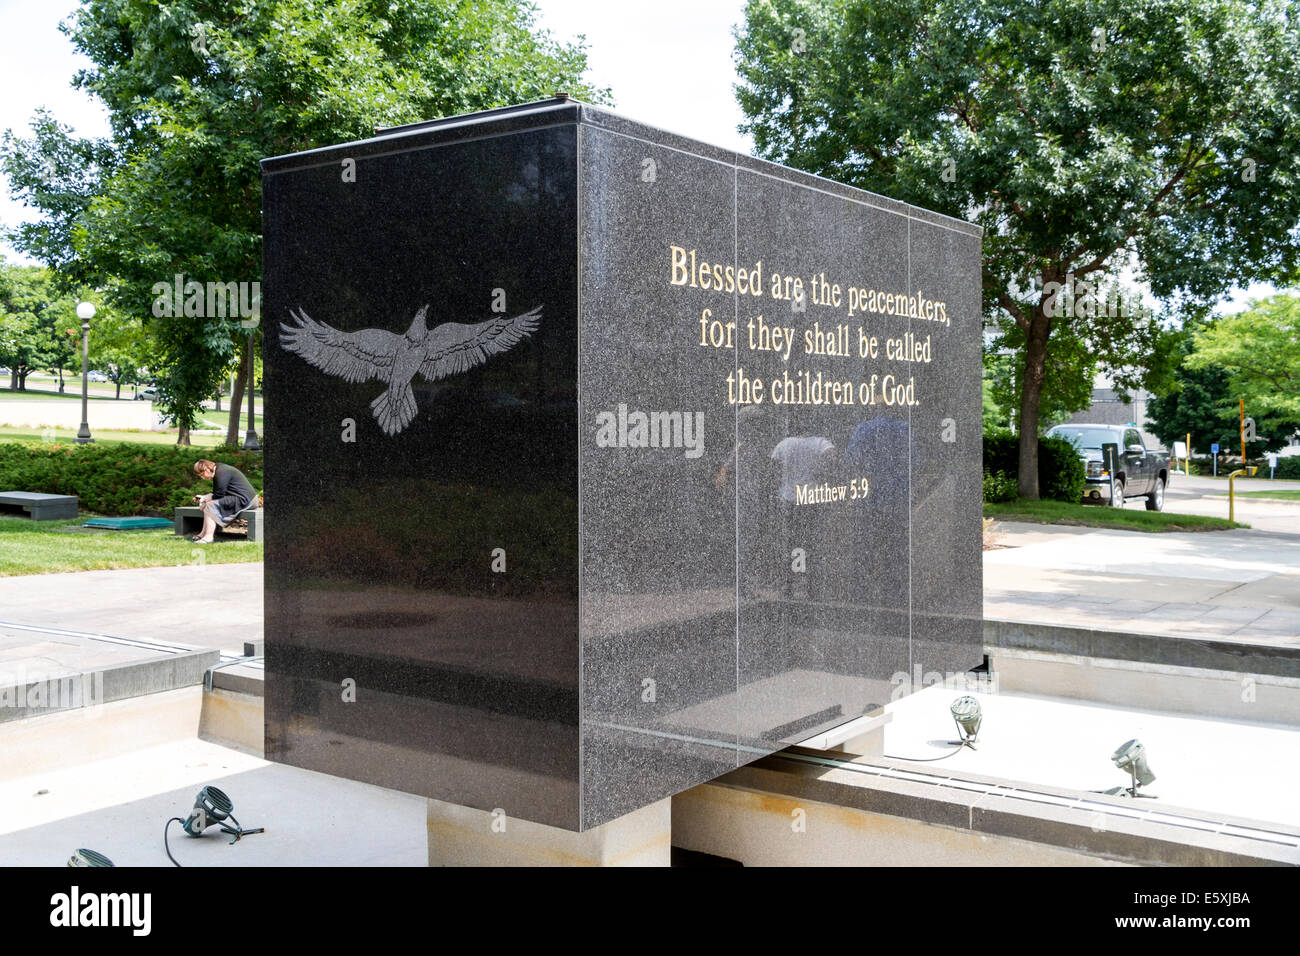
[263,119,582,828]
[262,99,982,831]
[908,219,985,682]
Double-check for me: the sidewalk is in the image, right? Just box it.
[0,563,261,656]
[1,521,1297,684]
[984,521,1300,644]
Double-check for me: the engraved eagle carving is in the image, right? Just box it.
[279,304,541,435]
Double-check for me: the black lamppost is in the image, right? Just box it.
[242,331,259,450]
[75,301,96,444]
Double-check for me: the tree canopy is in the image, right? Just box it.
[0,260,78,391]
[4,0,610,441]
[1185,293,1300,420]
[734,0,1300,496]
[1148,315,1300,455]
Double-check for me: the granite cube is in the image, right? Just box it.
[261,98,983,831]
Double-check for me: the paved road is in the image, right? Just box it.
[985,520,1300,642]
[7,376,263,415]
[1159,473,1300,534]
[0,473,1295,667]
[984,472,1300,640]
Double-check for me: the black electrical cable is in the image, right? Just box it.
[881,745,965,762]
[165,810,264,865]
[163,816,186,867]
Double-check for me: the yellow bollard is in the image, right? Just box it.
[1228,466,1259,523]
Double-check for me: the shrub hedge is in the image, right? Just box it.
[983,434,1086,502]
[0,440,263,516]
[982,470,1018,503]
[1188,455,1297,478]
[1274,456,1300,480]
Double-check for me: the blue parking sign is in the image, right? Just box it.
[1211,443,1220,454]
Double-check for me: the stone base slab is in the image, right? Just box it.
[427,796,670,866]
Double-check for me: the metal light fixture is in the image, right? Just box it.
[182,784,235,836]
[950,695,982,748]
[67,848,114,867]
[1111,738,1157,798]
[75,301,96,445]
[164,785,264,866]
[242,331,260,450]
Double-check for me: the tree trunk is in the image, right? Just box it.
[1016,306,1053,499]
[177,424,191,446]
[226,353,247,447]
[115,380,121,399]
[58,367,65,392]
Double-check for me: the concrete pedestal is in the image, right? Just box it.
[427,797,671,867]
[0,491,78,520]
[174,505,264,541]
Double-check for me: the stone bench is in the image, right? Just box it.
[0,491,79,520]
[174,505,264,542]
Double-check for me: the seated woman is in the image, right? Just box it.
[191,459,257,543]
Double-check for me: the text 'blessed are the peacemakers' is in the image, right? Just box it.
[670,244,953,409]
[670,245,950,323]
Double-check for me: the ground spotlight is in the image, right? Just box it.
[1111,738,1157,798]
[182,785,235,836]
[950,696,982,749]
[164,785,264,866]
[67,848,114,867]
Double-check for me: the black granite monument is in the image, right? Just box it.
[262,98,983,831]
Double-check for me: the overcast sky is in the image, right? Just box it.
[0,0,1274,311]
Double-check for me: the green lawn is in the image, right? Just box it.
[2,385,133,401]
[197,414,264,431]
[0,514,262,575]
[984,499,1246,532]
[1236,489,1300,500]
[0,416,264,447]
[5,384,263,414]
[0,427,227,447]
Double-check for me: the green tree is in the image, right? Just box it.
[1149,321,1300,456]
[4,0,610,442]
[981,370,1007,437]
[0,111,110,293]
[1185,294,1300,420]
[0,263,38,389]
[734,0,1300,497]
[85,295,150,399]
[0,262,76,391]
[46,316,80,393]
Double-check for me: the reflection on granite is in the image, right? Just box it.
[908,219,985,680]
[263,99,982,832]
